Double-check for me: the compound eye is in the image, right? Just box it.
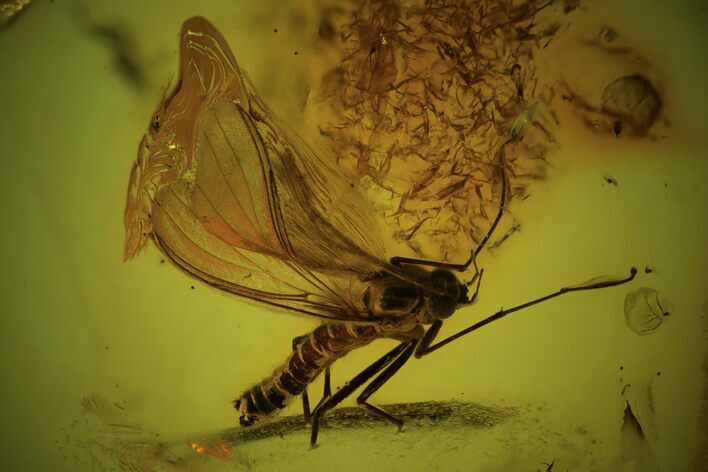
[430,270,460,299]
[428,296,457,319]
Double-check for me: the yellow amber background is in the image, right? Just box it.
[0,1,706,471]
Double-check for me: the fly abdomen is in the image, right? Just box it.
[234,322,378,426]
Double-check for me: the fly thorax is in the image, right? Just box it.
[363,277,423,318]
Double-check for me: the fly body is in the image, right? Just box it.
[124,16,637,447]
[235,266,468,427]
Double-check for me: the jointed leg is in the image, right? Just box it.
[301,388,311,423]
[415,319,443,358]
[356,341,417,431]
[415,267,638,358]
[309,341,413,447]
[460,256,484,305]
[323,367,332,398]
[301,367,332,424]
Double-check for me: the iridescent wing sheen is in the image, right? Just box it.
[124,17,394,321]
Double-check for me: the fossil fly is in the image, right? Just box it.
[124,17,636,447]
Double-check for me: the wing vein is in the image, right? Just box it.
[205,108,265,239]
[215,106,276,243]
[159,188,309,297]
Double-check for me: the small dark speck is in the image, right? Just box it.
[599,25,617,43]
[105,346,109,350]
[273,28,278,33]
[644,266,654,274]
[619,366,624,370]
[190,286,195,290]
[603,175,618,186]
[115,384,119,388]
[613,119,623,136]
[349,183,354,188]
[294,51,299,55]
[318,18,335,41]
[160,259,165,264]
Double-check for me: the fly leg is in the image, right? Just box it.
[355,341,416,431]
[415,268,638,358]
[301,390,313,424]
[323,367,332,398]
[460,255,484,305]
[309,367,334,421]
[309,341,414,448]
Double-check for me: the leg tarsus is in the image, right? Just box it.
[359,402,404,431]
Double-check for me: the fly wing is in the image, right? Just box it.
[124,17,389,321]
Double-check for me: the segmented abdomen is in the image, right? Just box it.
[234,322,378,425]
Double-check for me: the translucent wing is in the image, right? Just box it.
[124,17,392,321]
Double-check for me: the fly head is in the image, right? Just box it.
[424,269,466,319]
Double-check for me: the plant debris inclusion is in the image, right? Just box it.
[317,0,569,259]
